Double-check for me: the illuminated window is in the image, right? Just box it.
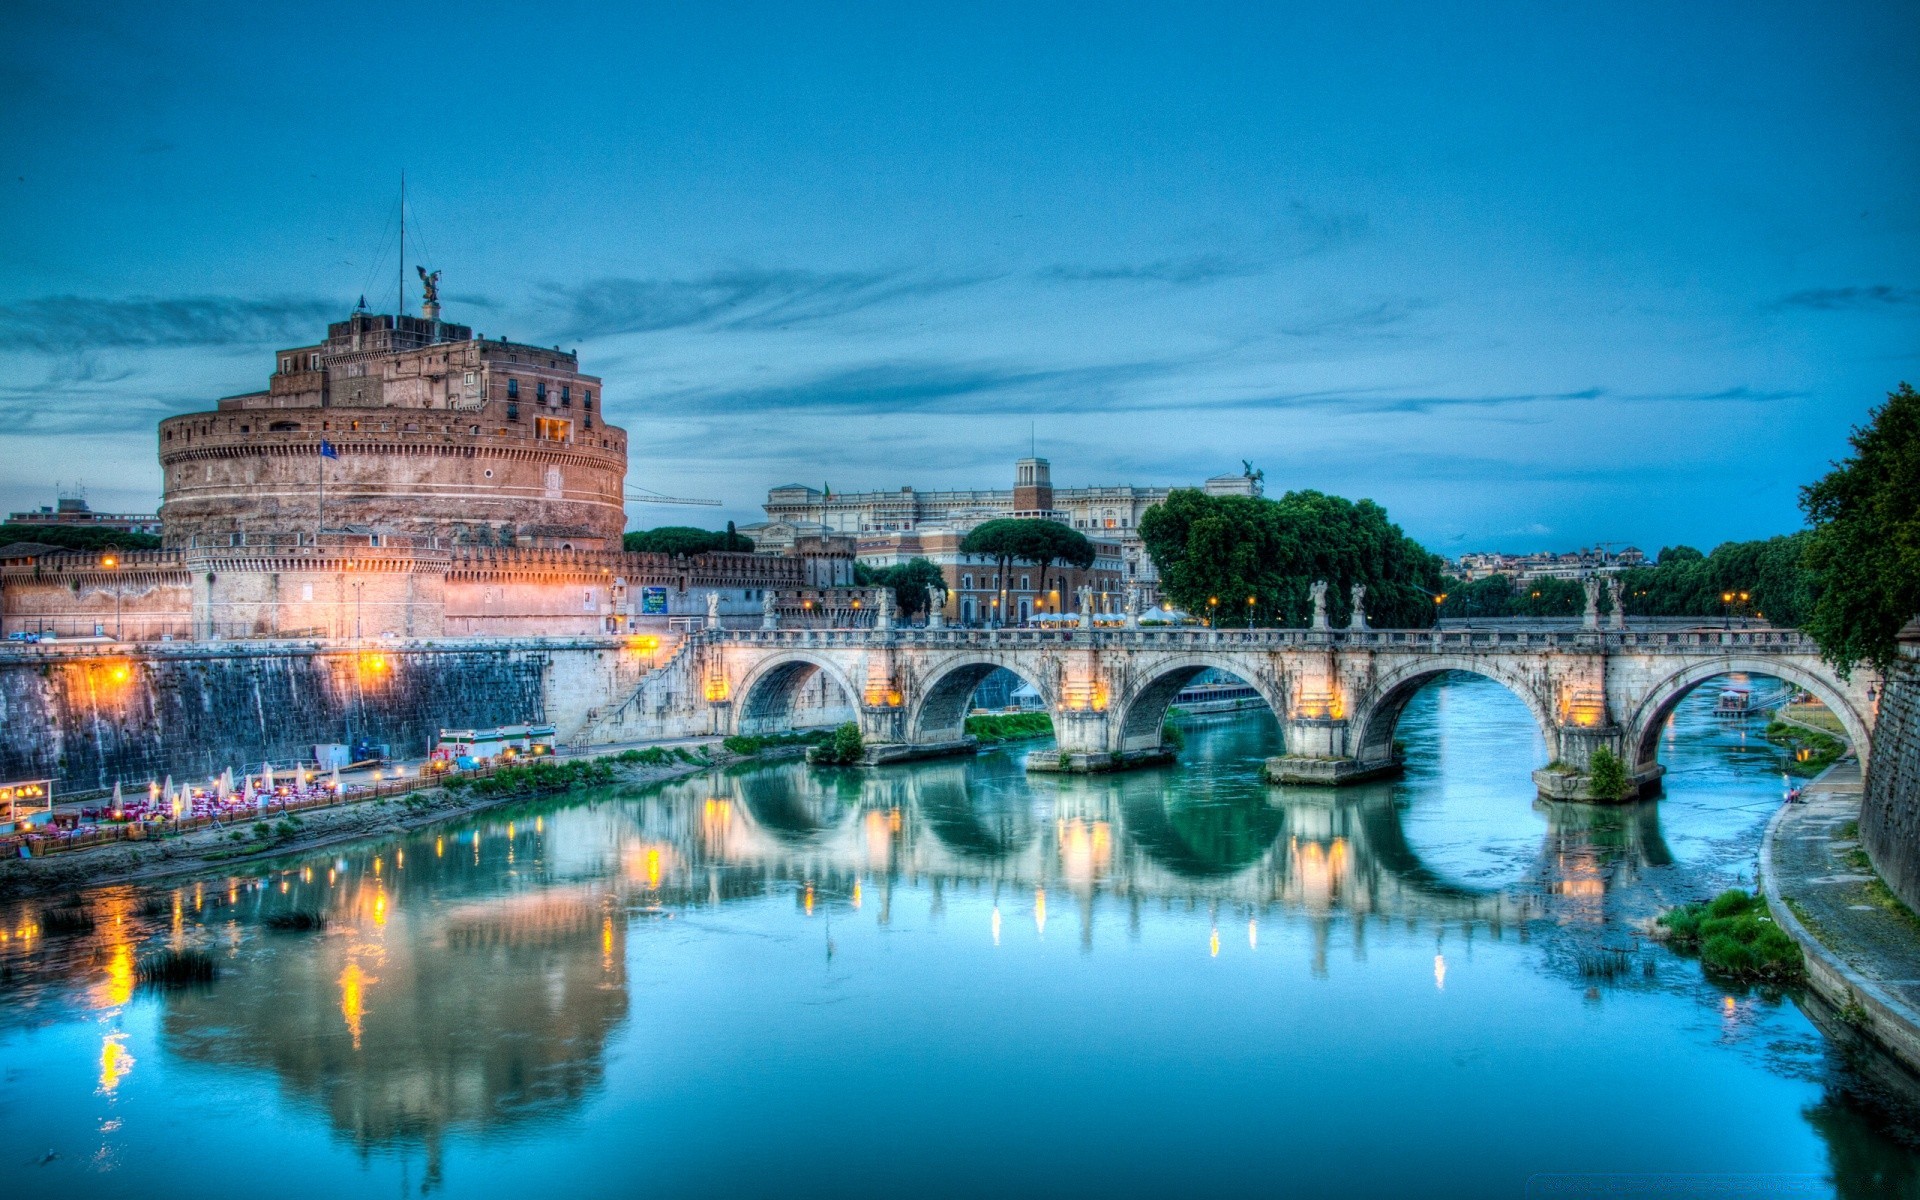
[535,417,571,442]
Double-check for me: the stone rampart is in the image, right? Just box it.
[1861,628,1920,912]
[0,638,653,795]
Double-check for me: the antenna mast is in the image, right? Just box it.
[398,171,406,317]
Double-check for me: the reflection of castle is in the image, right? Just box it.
[157,836,629,1188]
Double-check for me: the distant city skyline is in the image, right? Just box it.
[3,2,1917,553]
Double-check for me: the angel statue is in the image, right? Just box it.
[1347,583,1368,631]
[416,265,441,305]
[1309,580,1330,630]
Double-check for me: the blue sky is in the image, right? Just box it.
[3,1,1915,554]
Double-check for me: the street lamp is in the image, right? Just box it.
[101,553,122,641]
[1246,595,1256,629]
[1721,590,1733,630]
[1208,596,1218,627]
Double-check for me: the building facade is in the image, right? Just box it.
[5,492,161,537]
[746,456,1261,619]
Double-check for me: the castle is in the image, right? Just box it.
[1,295,856,642]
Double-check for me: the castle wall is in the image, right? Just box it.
[0,551,193,641]
[0,639,653,795]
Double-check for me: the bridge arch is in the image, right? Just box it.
[1347,656,1558,769]
[910,656,1056,743]
[732,652,861,737]
[1625,656,1872,774]
[1111,654,1288,753]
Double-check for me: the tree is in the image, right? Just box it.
[0,524,162,553]
[1587,746,1631,801]
[623,525,754,555]
[959,519,1095,621]
[1139,488,1444,627]
[1800,382,1920,673]
[853,557,948,619]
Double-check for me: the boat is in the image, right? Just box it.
[1713,687,1754,718]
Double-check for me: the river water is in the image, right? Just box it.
[2,674,1917,1197]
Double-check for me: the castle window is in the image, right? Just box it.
[584,389,594,410]
[507,379,518,399]
[584,414,593,430]
[507,403,519,421]
[280,358,292,373]
[560,385,571,406]
[535,417,571,443]
[269,421,300,432]
[536,382,547,403]
[310,354,321,369]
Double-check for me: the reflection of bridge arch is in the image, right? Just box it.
[734,652,860,737]
[911,657,1055,743]
[1625,657,1873,774]
[1112,654,1286,753]
[1348,657,1555,769]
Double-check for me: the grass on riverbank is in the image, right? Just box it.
[137,948,216,986]
[1836,821,1920,936]
[444,757,629,799]
[1764,720,1847,777]
[965,712,1054,743]
[723,730,830,757]
[1657,889,1804,983]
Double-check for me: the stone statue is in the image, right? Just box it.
[1606,577,1626,630]
[1076,585,1094,629]
[875,587,893,631]
[1347,583,1368,631]
[1123,582,1141,629]
[416,265,441,305]
[1310,580,1330,630]
[1582,577,1601,630]
[926,584,946,628]
[705,590,721,629]
[761,589,779,630]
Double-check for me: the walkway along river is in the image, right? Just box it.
[1,674,1917,1197]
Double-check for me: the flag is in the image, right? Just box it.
[320,440,338,459]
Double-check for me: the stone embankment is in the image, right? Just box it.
[1762,757,1920,1076]
[0,746,719,901]
[1861,627,1920,912]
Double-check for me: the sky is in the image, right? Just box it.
[2,1,1916,555]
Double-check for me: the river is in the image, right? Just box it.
[1,673,1916,1197]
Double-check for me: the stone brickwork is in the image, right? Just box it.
[0,639,655,795]
[159,308,626,550]
[1862,632,1920,912]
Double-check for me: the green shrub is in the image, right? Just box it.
[964,712,1055,743]
[1656,889,1802,982]
[811,722,865,766]
[1161,721,1186,752]
[1587,747,1630,801]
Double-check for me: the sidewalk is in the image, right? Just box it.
[1761,758,1920,1074]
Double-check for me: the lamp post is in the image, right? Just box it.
[1246,595,1256,629]
[101,553,122,641]
[1721,591,1733,630]
[1208,596,1218,627]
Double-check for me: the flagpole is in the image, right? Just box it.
[318,444,324,544]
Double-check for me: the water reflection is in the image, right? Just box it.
[0,674,1910,1198]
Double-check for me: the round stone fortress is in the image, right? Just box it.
[159,304,626,550]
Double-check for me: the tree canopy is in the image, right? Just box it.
[0,524,162,553]
[853,557,948,619]
[1799,382,1920,672]
[622,523,754,556]
[1139,489,1444,627]
[959,519,1096,615]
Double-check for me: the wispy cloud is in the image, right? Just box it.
[0,295,335,353]
[1039,255,1259,285]
[1778,285,1919,311]
[540,268,994,340]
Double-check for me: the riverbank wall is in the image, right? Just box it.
[1861,624,1920,912]
[0,638,655,795]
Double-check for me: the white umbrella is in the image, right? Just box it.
[330,763,341,792]
[263,762,275,792]
[111,781,123,818]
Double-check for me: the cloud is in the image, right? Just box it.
[1039,254,1259,285]
[1277,298,1432,340]
[0,294,336,353]
[541,267,994,340]
[1777,285,1918,311]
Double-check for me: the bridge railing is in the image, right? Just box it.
[706,625,1819,653]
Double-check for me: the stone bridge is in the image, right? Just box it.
[597,623,1878,801]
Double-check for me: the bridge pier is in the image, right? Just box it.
[1263,716,1403,786]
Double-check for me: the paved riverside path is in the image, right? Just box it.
[1763,758,1920,1071]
